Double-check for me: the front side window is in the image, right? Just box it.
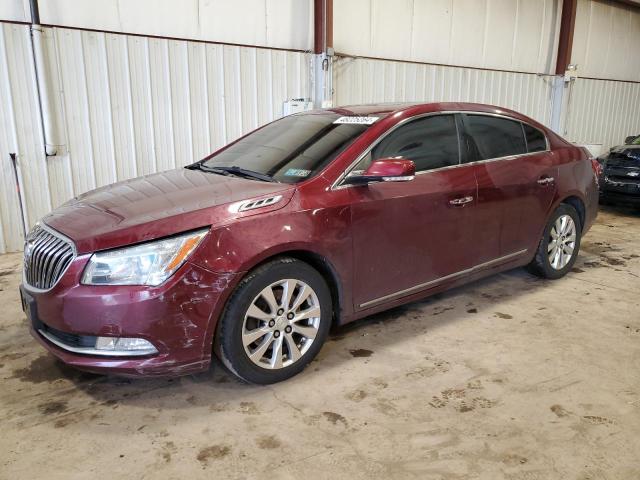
[201,113,371,183]
[523,124,547,152]
[354,114,460,173]
[465,115,527,160]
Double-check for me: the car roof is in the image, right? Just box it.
[325,102,530,122]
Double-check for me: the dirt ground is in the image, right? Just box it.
[0,205,638,480]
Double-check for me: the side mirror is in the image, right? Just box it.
[624,135,637,145]
[344,158,416,185]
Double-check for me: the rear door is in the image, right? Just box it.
[346,114,479,311]
[462,114,557,262]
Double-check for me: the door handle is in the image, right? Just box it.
[449,196,474,206]
[537,176,555,185]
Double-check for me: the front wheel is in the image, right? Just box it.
[528,204,582,279]
[215,258,332,384]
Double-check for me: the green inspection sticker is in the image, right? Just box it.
[284,168,312,177]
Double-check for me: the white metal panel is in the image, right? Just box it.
[127,35,156,177]
[0,24,26,252]
[334,0,561,74]
[411,0,454,66]
[572,0,640,82]
[334,0,372,57]
[205,44,227,151]
[0,23,51,255]
[223,45,244,143]
[449,0,489,69]
[482,0,518,71]
[82,31,118,188]
[265,0,314,53]
[168,40,194,167]
[565,78,640,150]
[148,37,175,172]
[105,33,137,181]
[333,56,555,126]
[0,0,29,23]
[41,26,74,208]
[0,23,312,253]
[50,26,312,186]
[55,28,97,194]
[370,0,413,60]
[187,41,211,161]
[256,49,275,127]
[39,0,313,51]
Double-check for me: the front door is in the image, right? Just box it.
[346,114,479,311]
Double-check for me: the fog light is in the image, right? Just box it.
[95,337,158,355]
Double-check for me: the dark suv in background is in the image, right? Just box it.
[598,135,640,206]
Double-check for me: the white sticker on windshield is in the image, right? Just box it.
[333,116,379,125]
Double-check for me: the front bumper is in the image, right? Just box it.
[599,170,640,205]
[600,182,640,206]
[21,256,238,377]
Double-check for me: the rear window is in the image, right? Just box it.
[202,113,371,183]
[523,124,547,152]
[465,115,527,160]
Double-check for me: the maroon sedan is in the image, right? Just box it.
[20,102,599,384]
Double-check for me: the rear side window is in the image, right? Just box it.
[523,124,547,152]
[465,115,526,160]
[364,114,460,172]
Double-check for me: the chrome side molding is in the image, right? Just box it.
[359,249,528,309]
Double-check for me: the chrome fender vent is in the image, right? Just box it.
[234,195,283,213]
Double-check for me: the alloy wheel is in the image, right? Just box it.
[242,279,321,369]
[548,214,577,270]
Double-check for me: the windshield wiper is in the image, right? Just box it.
[188,164,276,182]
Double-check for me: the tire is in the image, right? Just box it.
[528,204,582,279]
[215,257,332,384]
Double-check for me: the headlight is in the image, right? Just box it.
[81,228,208,286]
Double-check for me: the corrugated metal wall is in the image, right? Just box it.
[1,17,639,254]
[333,56,556,126]
[0,23,49,253]
[0,22,312,253]
[334,0,561,75]
[333,54,640,153]
[564,78,640,151]
[48,27,311,208]
[39,0,314,51]
[572,0,640,82]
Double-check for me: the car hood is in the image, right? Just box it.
[606,145,640,169]
[611,145,640,156]
[43,168,294,254]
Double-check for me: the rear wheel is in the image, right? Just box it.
[215,258,332,384]
[528,204,582,279]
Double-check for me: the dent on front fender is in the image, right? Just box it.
[186,203,355,321]
[197,204,352,271]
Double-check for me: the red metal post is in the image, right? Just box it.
[314,0,332,53]
[555,0,578,75]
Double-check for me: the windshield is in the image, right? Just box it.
[200,113,373,183]
[632,136,640,145]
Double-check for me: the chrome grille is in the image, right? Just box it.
[23,224,75,290]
